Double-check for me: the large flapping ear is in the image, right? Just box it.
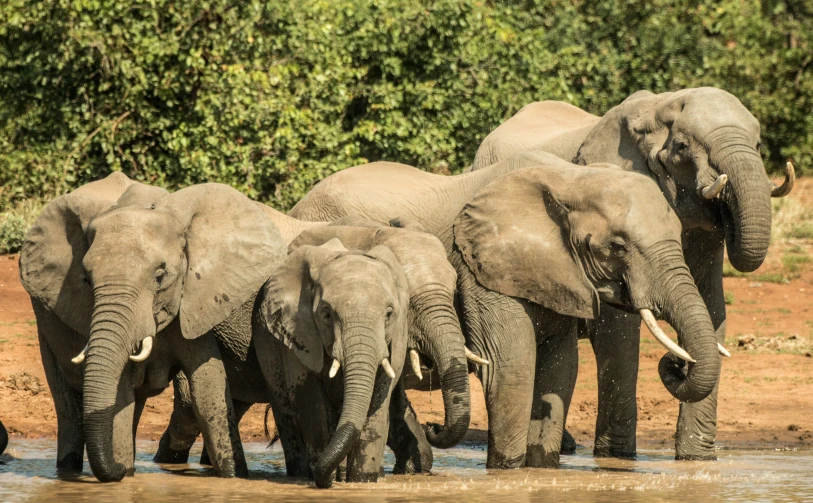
[166,184,287,340]
[453,167,598,319]
[575,91,672,169]
[262,244,344,373]
[19,172,134,335]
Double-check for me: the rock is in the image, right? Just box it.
[737,334,756,347]
[788,424,802,432]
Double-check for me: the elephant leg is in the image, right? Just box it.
[200,400,252,466]
[526,313,578,468]
[676,230,726,460]
[36,315,84,473]
[388,379,433,474]
[154,372,200,464]
[179,333,247,478]
[560,429,577,455]
[590,306,640,458]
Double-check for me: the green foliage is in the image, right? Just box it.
[724,291,735,305]
[0,199,43,254]
[0,0,811,211]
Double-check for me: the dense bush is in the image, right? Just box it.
[0,0,810,211]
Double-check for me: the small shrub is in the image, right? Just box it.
[0,199,43,254]
[724,291,735,305]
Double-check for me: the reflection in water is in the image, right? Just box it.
[1,440,812,503]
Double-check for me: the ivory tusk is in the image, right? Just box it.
[701,174,728,199]
[771,161,795,197]
[409,349,423,381]
[465,347,489,366]
[381,358,396,379]
[718,343,731,357]
[328,358,341,378]
[71,343,89,364]
[640,309,696,363]
[129,336,153,362]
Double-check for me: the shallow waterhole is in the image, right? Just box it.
[1,439,811,502]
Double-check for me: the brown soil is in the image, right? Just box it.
[3,185,813,451]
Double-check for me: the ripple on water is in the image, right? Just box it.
[1,440,813,503]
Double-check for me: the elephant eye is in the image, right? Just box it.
[320,306,332,322]
[674,139,689,152]
[154,265,167,285]
[385,306,394,326]
[608,239,627,258]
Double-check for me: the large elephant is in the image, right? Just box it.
[470,87,793,459]
[290,159,722,469]
[154,215,475,476]
[19,173,286,481]
[253,239,410,487]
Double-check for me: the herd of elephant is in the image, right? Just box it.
[3,87,794,488]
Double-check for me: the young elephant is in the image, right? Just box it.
[290,160,723,469]
[19,173,285,481]
[155,217,474,476]
[254,240,410,488]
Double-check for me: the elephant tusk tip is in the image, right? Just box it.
[465,346,490,365]
[71,343,89,364]
[328,358,341,378]
[771,161,795,197]
[409,349,423,380]
[701,174,728,199]
[718,343,732,357]
[129,336,154,362]
[381,358,396,379]
[640,309,696,363]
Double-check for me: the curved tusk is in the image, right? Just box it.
[129,336,153,362]
[771,161,795,197]
[718,343,731,358]
[409,349,423,381]
[701,174,728,199]
[465,347,489,366]
[71,343,89,364]
[640,309,696,363]
[328,358,341,378]
[381,358,396,379]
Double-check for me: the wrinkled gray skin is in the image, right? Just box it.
[0,419,7,456]
[290,159,721,469]
[255,241,410,488]
[155,215,470,477]
[19,173,286,482]
[471,87,790,459]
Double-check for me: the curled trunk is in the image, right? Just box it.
[646,245,721,402]
[413,289,471,448]
[314,326,379,489]
[711,143,772,272]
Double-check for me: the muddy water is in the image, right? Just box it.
[1,440,811,502]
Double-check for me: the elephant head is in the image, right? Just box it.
[454,165,721,403]
[576,87,794,272]
[290,219,471,449]
[260,240,409,488]
[20,173,285,482]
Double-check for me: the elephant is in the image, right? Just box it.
[253,239,411,487]
[154,213,475,477]
[289,157,723,469]
[469,87,794,459]
[0,419,7,456]
[19,172,286,481]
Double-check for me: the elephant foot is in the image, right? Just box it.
[525,445,560,468]
[486,450,526,470]
[675,446,717,461]
[56,452,84,474]
[347,471,381,483]
[593,436,636,459]
[153,431,191,464]
[560,429,577,455]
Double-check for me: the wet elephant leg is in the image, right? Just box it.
[200,400,253,466]
[590,306,641,458]
[676,230,726,460]
[34,301,85,473]
[526,312,578,468]
[154,372,199,464]
[388,379,433,474]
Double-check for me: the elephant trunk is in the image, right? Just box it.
[710,141,772,272]
[83,288,145,482]
[644,243,721,403]
[314,324,380,489]
[414,289,471,448]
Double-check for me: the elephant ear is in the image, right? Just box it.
[19,172,134,335]
[453,168,598,319]
[262,242,347,373]
[166,184,287,340]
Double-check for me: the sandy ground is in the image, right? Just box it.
[2,194,813,452]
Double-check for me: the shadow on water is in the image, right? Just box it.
[2,439,813,502]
